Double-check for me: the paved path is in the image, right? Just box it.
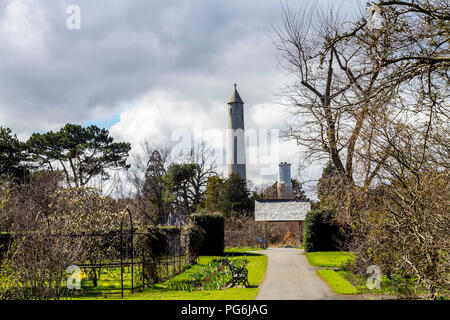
[253,248,342,300]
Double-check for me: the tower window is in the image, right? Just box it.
[234,136,238,165]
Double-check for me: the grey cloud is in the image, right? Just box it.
[0,0,288,135]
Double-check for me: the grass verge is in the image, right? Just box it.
[306,251,355,268]
[305,251,359,295]
[317,269,359,294]
[307,251,448,299]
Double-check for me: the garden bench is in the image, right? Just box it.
[227,261,249,287]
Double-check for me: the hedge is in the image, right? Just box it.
[190,212,224,256]
[185,223,205,263]
[137,226,172,283]
[304,208,343,252]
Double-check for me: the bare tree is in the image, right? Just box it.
[274,3,392,188]
[183,143,218,213]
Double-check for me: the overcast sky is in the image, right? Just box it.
[0,0,364,195]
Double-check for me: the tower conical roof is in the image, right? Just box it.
[228,83,244,104]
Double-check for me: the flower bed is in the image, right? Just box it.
[167,258,248,291]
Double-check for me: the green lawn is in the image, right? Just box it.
[306,251,355,268]
[77,248,267,300]
[305,251,359,295]
[317,269,359,294]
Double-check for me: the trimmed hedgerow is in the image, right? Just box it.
[304,209,343,252]
[185,223,205,264]
[190,212,224,256]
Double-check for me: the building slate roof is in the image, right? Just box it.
[254,200,311,221]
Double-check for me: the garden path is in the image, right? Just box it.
[253,248,346,300]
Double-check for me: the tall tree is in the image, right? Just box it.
[203,174,254,216]
[0,127,29,182]
[261,182,277,200]
[291,178,310,201]
[221,173,254,215]
[261,178,309,201]
[142,150,168,224]
[163,163,199,215]
[184,144,217,213]
[203,176,225,212]
[128,143,172,223]
[317,161,338,203]
[26,124,131,187]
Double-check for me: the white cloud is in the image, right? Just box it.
[0,0,49,52]
[108,88,319,194]
[109,89,224,153]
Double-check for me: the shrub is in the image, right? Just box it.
[138,225,171,283]
[191,212,224,256]
[304,208,343,252]
[49,187,123,287]
[1,186,109,299]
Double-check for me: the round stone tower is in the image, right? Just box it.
[227,83,246,180]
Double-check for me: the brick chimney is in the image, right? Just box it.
[277,162,293,199]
